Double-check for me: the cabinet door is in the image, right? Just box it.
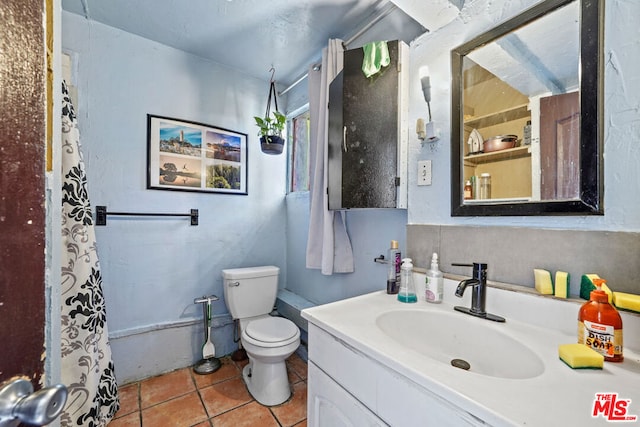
[328,40,407,209]
[307,361,387,427]
[540,91,580,200]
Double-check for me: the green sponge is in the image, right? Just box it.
[580,274,613,302]
[580,274,600,299]
[534,269,554,295]
[558,343,604,369]
[554,271,570,298]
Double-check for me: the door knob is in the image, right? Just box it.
[0,379,67,427]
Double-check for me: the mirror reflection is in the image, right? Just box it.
[463,0,578,203]
[451,0,603,216]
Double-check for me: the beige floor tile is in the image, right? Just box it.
[140,368,195,409]
[232,357,250,371]
[286,354,308,381]
[200,377,252,417]
[270,381,308,427]
[192,358,240,389]
[108,412,141,427]
[115,349,307,426]
[287,363,303,384]
[114,383,139,418]
[212,401,279,427]
[141,392,208,427]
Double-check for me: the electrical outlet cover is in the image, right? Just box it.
[418,160,432,186]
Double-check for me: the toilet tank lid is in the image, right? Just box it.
[222,265,279,280]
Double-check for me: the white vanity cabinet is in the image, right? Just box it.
[304,288,640,427]
[306,323,483,427]
[307,361,386,426]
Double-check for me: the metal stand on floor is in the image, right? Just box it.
[193,295,221,375]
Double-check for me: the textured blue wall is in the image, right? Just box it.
[63,11,288,383]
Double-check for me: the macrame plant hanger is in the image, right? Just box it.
[258,68,285,155]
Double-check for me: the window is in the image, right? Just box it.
[288,109,310,192]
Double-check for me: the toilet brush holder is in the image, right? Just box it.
[193,295,221,375]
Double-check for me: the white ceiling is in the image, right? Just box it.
[61,0,430,88]
[467,1,579,97]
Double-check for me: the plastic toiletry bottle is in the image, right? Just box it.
[386,240,401,294]
[425,252,444,303]
[463,180,473,200]
[523,120,532,145]
[578,278,623,362]
[397,258,417,303]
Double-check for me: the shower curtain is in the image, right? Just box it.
[60,81,119,426]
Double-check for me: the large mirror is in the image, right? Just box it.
[451,0,603,216]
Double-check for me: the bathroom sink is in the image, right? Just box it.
[375,310,544,379]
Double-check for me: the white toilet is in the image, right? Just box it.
[222,266,300,406]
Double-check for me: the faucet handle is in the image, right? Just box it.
[452,262,486,268]
[452,263,487,280]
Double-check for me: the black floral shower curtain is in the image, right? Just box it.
[60,81,119,426]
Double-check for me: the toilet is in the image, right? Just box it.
[222,266,300,406]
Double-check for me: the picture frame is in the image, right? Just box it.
[147,115,248,195]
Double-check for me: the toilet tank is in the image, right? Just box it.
[222,266,279,319]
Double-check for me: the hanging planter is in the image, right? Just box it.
[255,70,286,155]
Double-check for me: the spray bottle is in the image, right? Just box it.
[425,253,443,303]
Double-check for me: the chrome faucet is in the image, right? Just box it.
[452,263,505,323]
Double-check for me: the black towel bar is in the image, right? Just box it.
[95,205,198,226]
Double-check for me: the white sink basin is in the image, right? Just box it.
[376,309,545,379]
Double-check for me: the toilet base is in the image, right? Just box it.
[242,357,291,406]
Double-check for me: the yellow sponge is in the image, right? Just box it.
[613,292,640,313]
[534,269,554,295]
[558,343,604,369]
[554,271,570,298]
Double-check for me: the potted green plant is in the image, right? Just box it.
[254,111,286,155]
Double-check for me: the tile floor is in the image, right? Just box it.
[110,353,308,427]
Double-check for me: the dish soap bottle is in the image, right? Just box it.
[578,278,623,362]
[386,240,401,294]
[425,253,443,303]
[397,258,417,303]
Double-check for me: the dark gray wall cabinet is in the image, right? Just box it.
[328,40,408,210]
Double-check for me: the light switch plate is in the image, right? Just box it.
[417,160,432,186]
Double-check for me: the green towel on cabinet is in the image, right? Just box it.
[362,41,390,78]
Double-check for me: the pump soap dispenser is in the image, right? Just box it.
[578,278,623,362]
[397,258,417,303]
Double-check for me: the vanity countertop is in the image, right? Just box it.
[302,277,640,426]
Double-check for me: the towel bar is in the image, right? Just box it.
[95,205,198,226]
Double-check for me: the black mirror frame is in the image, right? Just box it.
[450,0,604,216]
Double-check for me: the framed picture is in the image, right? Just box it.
[147,115,248,195]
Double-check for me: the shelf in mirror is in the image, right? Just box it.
[464,196,531,204]
[464,145,531,165]
[463,103,530,129]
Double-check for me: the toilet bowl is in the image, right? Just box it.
[240,316,300,405]
[222,266,300,406]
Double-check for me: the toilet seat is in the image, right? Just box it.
[243,317,299,348]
